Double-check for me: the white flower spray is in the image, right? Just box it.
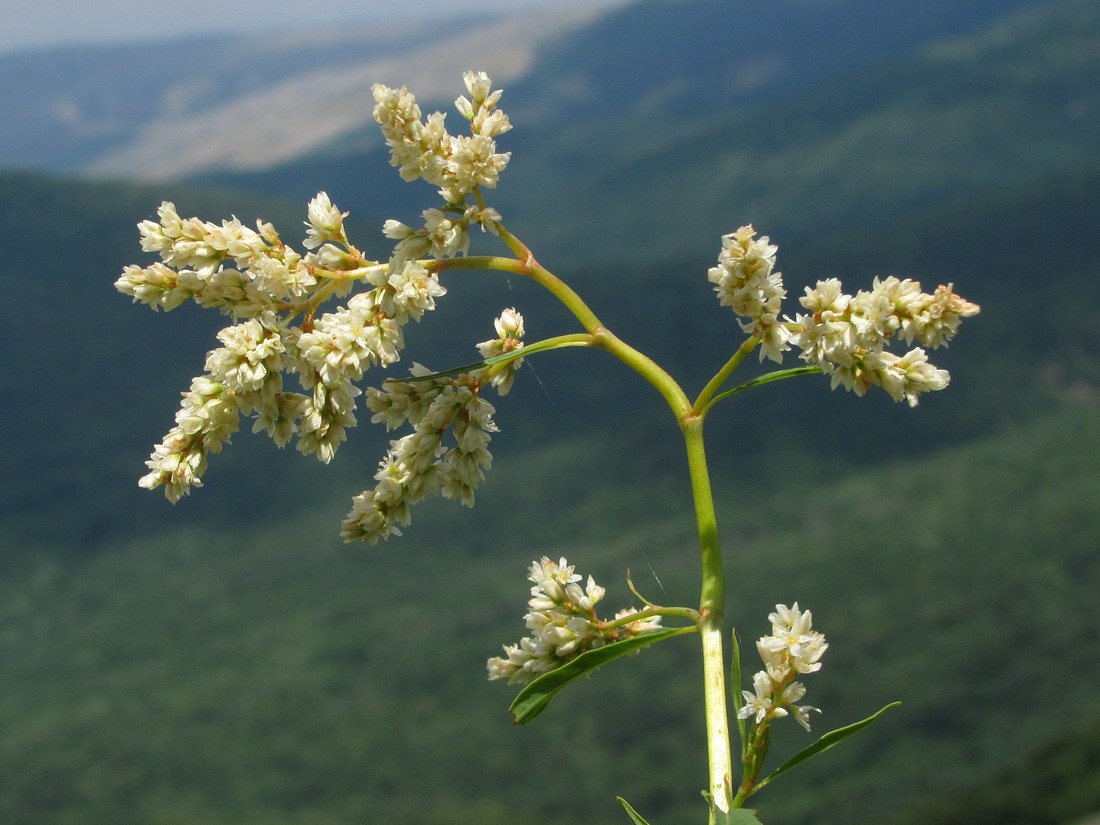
[117,69,978,823]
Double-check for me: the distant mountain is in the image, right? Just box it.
[0,9,599,179]
[0,0,1051,181]
[193,0,1096,270]
[503,0,1046,121]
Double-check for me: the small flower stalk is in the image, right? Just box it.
[116,68,978,824]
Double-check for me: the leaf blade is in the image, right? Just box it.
[730,629,747,759]
[755,701,902,792]
[508,627,694,725]
[616,796,653,825]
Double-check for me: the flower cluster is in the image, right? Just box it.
[341,308,523,543]
[118,189,460,503]
[709,228,980,404]
[372,71,509,267]
[115,201,319,317]
[475,307,526,395]
[487,557,663,686]
[738,603,828,731]
[118,73,523,541]
[373,70,511,205]
[708,226,790,362]
[789,276,980,405]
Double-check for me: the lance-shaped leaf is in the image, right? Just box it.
[730,629,747,759]
[702,365,823,414]
[509,627,694,725]
[617,796,653,825]
[393,333,591,382]
[753,701,901,793]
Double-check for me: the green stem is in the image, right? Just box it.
[436,251,692,420]
[598,605,700,632]
[442,233,728,814]
[694,337,760,414]
[684,416,734,814]
[732,721,771,807]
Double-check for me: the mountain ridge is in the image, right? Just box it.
[0,0,1056,181]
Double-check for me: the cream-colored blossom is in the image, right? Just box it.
[708,226,790,362]
[476,308,525,395]
[342,369,502,543]
[789,275,977,405]
[373,73,510,205]
[304,191,348,249]
[739,603,827,732]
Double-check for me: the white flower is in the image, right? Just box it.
[738,670,780,724]
[304,192,347,249]
[372,83,428,183]
[463,70,494,106]
[139,377,242,502]
[384,260,447,323]
[863,347,950,407]
[476,308,525,395]
[764,602,828,675]
[115,262,193,311]
[422,208,469,258]
[296,294,403,387]
[464,203,502,234]
[789,274,976,404]
[204,318,285,393]
[444,134,510,201]
[373,74,511,205]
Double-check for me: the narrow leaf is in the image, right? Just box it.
[707,366,822,407]
[755,701,901,791]
[616,796,653,825]
[509,627,693,725]
[392,335,590,382]
[730,628,747,759]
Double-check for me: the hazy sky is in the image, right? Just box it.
[2,0,625,54]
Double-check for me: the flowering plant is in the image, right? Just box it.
[117,71,978,823]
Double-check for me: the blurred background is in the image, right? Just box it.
[1,0,1098,823]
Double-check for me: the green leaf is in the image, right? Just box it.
[392,334,590,382]
[509,627,693,725]
[755,701,902,792]
[706,365,823,408]
[616,796,653,825]
[730,628,747,759]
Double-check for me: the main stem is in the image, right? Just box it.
[683,416,734,814]
[450,225,736,812]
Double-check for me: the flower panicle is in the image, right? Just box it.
[486,557,663,686]
[708,228,980,405]
[119,74,525,534]
[372,70,511,208]
[119,184,466,505]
